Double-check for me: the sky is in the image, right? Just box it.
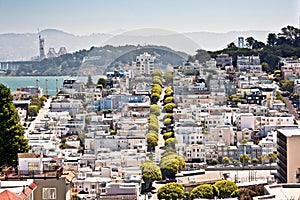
[0,0,299,35]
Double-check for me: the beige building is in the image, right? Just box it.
[277,128,300,183]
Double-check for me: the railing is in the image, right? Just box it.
[1,166,63,180]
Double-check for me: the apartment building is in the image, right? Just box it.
[277,128,300,183]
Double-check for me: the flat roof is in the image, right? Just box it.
[264,184,300,200]
[277,128,300,137]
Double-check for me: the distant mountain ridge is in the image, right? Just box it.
[0,29,271,61]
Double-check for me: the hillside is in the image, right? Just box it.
[12,45,189,76]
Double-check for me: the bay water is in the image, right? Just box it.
[0,76,104,96]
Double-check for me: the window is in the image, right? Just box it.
[43,188,56,199]
[28,162,39,171]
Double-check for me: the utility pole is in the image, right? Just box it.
[45,79,48,96]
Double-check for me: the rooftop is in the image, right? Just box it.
[277,128,300,137]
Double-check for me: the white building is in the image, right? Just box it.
[133,52,155,75]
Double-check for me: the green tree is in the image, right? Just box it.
[157,182,184,200]
[190,184,219,200]
[147,133,158,151]
[163,113,173,120]
[0,84,31,165]
[213,180,238,198]
[280,80,294,93]
[97,78,107,88]
[267,33,277,46]
[163,131,174,140]
[164,72,174,86]
[151,92,161,104]
[148,123,159,133]
[151,84,162,95]
[28,105,39,118]
[150,104,161,116]
[163,118,172,126]
[153,77,163,86]
[268,152,277,163]
[165,138,178,148]
[211,159,218,165]
[152,69,163,77]
[86,74,94,87]
[240,154,250,166]
[227,42,237,49]
[252,158,259,165]
[164,103,177,113]
[165,86,173,94]
[160,154,185,179]
[246,37,256,48]
[141,160,162,191]
[164,96,174,105]
[222,157,230,165]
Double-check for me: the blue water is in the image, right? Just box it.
[0,76,104,96]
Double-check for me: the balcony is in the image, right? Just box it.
[0,166,63,180]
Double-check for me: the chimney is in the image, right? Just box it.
[22,185,26,194]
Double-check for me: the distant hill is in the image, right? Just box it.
[0,29,271,61]
[0,29,112,61]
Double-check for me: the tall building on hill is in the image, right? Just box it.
[277,128,300,183]
[133,52,155,76]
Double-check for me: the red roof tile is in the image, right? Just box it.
[0,190,22,200]
[18,153,41,158]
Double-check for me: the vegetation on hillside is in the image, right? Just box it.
[12,45,188,76]
[204,25,300,72]
[0,84,30,165]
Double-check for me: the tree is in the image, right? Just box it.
[194,49,211,63]
[163,113,173,120]
[0,84,31,165]
[163,118,172,126]
[86,74,94,87]
[280,80,294,93]
[165,86,173,94]
[164,72,174,86]
[190,184,219,200]
[240,154,250,166]
[152,69,163,78]
[268,152,277,163]
[28,105,39,118]
[160,153,185,179]
[157,182,184,200]
[164,96,174,105]
[252,158,259,165]
[151,84,162,95]
[211,159,218,165]
[151,92,161,104]
[97,78,107,88]
[141,160,162,191]
[213,180,238,198]
[148,123,159,133]
[246,37,256,48]
[165,138,178,148]
[267,33,277,46]
[164,103,176,113]
[153,77,163,86]
[227,42,237,49]
[222,157,230,165]
[150,104,161,116]
[163,131,174,140]
[147,132,158,151]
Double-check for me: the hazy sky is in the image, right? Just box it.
[0,0,299,35]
